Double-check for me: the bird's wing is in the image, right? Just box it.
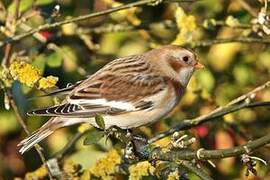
[28,55,167,117]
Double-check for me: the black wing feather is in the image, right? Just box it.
[27,103,127,117]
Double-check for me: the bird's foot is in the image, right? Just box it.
[124,129,149,163]
[124,141,138,163]
[105,126,132,143]
[106,126,149,162]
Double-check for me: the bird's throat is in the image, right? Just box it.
[178,67,194,87]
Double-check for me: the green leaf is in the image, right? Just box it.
[8,0,53,13]
[47,51,63,68]
[83,129,104,145]
[95,114,105,130]
[233,64,255,86]
[32,55,46,74]
[196,69,215,92]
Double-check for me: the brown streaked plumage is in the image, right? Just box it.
[18,45,203,154]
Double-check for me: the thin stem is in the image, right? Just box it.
[1,0,20,67]
[1,0,53,178]
[214,20,252,29]
[236,0,257,17]
[2,44,12,67]
[181,161,213,180]
[193,37,270,47]
[8,91,54,179]
[0,0,193,47]
[55,131,86,160]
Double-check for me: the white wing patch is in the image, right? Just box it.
[69,98,136,111]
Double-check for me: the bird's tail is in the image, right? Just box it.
[18,117,88,154]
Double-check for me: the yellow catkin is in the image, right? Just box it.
[38,75,58,90]
[9,61,41,87]
[90,149,121,179]
[129,161,156,180]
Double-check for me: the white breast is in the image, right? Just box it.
[96,86,180,129]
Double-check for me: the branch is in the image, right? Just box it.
[236,0,257,17]
[181,161,213,180]
[193,37,270,47]
[1,0,20,67]
[0,0,193,47]
[55,131,86,160]
[150,133,270,161]
[213,20,252,29]
[149,81,270,143]
[1,1,53,178]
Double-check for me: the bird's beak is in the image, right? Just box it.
[194,62,204,69]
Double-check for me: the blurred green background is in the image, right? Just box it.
[0,0,270,179]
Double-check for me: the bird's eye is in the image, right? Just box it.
[182,56,189,62]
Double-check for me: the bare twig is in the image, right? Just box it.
[193,37,270,47]
[8,91,54,179]
[149,81,270,143]
[55,131,87,160]
[0,0,194,47]
[150,133,270,161]
[181,161,213,180]
[236,0,257,17]
[1,0,20,67]
[1,1,269,49]
[2,44,12,67]
[213,20,252,29]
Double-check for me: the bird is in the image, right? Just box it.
[18,45,204,154]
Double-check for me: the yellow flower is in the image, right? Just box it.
[78,123,92,133]
[25,165,47,180]
[61,17,77,36]
[105,0,141,26]
[63,160,81,178]
[81,170,92,180]
[38,75,58,90]
[154,137,171,147]
[9,61,41,87]
[167,171,180,180]
[90,149,121,179]
[172,7,197,45]
[225,16,239,27]
[223,113,234,123]
[129,161,155,180]
[0,67,13,88]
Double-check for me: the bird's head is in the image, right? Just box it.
[151,45,204,87]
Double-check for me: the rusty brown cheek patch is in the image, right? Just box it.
[169,59,183,72]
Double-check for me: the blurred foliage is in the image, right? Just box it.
[0,0,270,179]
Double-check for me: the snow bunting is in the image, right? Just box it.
[18,45,203,154]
